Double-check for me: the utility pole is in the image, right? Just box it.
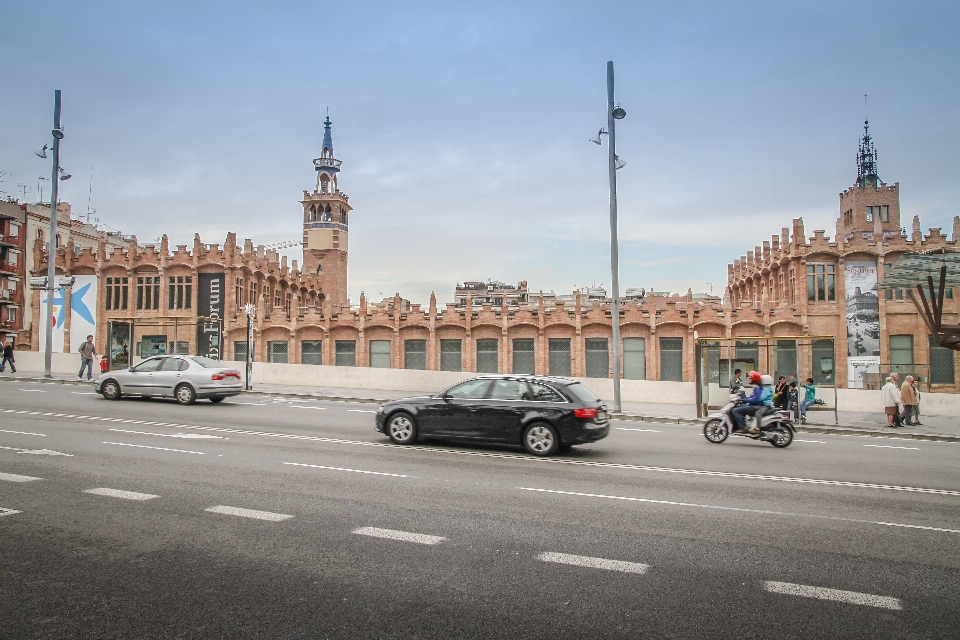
[607,62,623,413]
[44,90,63,378]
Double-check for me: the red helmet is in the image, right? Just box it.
[747,370,762,384]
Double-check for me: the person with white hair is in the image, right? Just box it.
[881,373,902,427]
[900,375,918,426]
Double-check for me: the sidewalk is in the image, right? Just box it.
[2,370,959,442]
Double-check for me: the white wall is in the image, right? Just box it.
[10,351,959,417]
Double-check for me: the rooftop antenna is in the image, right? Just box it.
[864,93,868,123]
[86,165,94,223]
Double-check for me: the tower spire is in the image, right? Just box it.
[856,111,880,188]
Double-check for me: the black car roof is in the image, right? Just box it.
[472,374,577,386]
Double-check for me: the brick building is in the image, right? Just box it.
[727,120,960,391]
[0,200,26,346]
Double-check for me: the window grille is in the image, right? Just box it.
[440,339,462,372]
[624,337,646,380]
[476,339,499,373]
[660,337,684,382]
[404,340,427,370]
[267,341,288,364]
[929,335,955,384]
[301,340,322,365]
[735,341,759,371]
[585,338,609,378]
[512,338,535,375]
[335,340,356,367]
[775,340,798,381]
[811,339,835,385]
[548,338,571,376]
[369,340,391,368]
[234,341,248,362]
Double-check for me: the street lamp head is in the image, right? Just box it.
[35,144,49,159]
[58,167,71,181]
[612,104,626,120]
[52,129,64,140]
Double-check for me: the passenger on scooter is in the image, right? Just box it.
[731,372,773,434]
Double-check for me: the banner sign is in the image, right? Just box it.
[197,272,225,360]
[38,285,66,353]
[69,275,98,354]
[844,260,880,388]
[108,321,132,370]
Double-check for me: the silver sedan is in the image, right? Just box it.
[94,355,244,405]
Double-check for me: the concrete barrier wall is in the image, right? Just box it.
[10,351,959,416]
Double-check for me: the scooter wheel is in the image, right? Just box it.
[769,423,794,448]
[703,418,729,443]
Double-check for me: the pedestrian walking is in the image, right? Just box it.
[912,379,922,426]
[0,341,15,373]
[881,373,902,427]
[78,335,97,381]
[900,375,918,427]
[99,355,109,374]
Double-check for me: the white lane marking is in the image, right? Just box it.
[17,389,47,393]
[0,472,42,482]
[348,409,377,413]
[283,462,413,478]
[71,392,99,395]
[233,402,266,406]
[519,487,960,534]
[864,444,920,450]
[290,405,326,410]
[205,505,292,521]
[617,428,661,433]
[353,526,445,545]
[85,488,159,501]
[763,581,902,610]
[796,440,826,444]
[538,552,650,574]
[108,428,223,440]
[0,429,47,437]
[8,411,959,496]
[17,448,73,456]
[103,442,205,455]
[0,507,22,517]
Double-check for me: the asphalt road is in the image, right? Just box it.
[1,380,958,639]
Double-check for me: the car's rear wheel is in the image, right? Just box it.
[101,380,121,401]
[522,422,559,456]
[210,397,225,403]
[387,411,418,445]
[175,383,196,405]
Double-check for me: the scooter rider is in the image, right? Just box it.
[732,371,773,434]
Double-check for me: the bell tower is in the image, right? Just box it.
[301,114,352,307]
[836,118,901,244]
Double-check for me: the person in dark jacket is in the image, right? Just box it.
[774,375,788,409]
[0,342,15,373]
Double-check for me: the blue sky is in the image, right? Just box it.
[2,1,959,305]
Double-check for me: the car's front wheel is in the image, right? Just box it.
[522,422,559,456]
[175,384,196,405]
[387,411,418,445]
[101,380,121,401]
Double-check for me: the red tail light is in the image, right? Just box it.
[211,374,225,381]
[574,408,599,419]
[211,372,241,381]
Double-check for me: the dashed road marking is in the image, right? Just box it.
[290,405,326,410]
[17,389,47,393]
[348,409,377,413]
[519,487,960,534]
[71,392,99,395]
[617,428,661,433]
[233,402,266,406]
[85,488,159,501]
[796,440,826,444]
[103,442,205,455]
[763,581,902,610]
[864,444,920,450]
[205,505,292,521]
[0,507,22,517]
[283,462,413,477]
[0,472,42,483]
[538,552,650,574]
[108,428,223,440]
[0,429,46,437]
[353,526,445,545]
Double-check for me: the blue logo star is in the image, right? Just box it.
[71,283,95,325]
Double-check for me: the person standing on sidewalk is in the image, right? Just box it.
[881,373,902,427]
[78,335,97,381]
[0,341,15,373]
[774,376,788,409]
[912,378,923,426]
[900,375,917,427]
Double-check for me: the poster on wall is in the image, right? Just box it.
[197,272,225,360]
[108,321,132,370]
[69,275,98,352]
[37,285,66,353]
[844,260,881,388]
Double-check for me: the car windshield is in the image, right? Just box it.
[188,356,223,368]
[563,382,600,404]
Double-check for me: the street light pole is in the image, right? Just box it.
[44,90,63,379]
[606,62,622,413]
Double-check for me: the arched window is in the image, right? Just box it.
[56,234,61,248]
[309,204,316,221]
[36,229,43,240]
